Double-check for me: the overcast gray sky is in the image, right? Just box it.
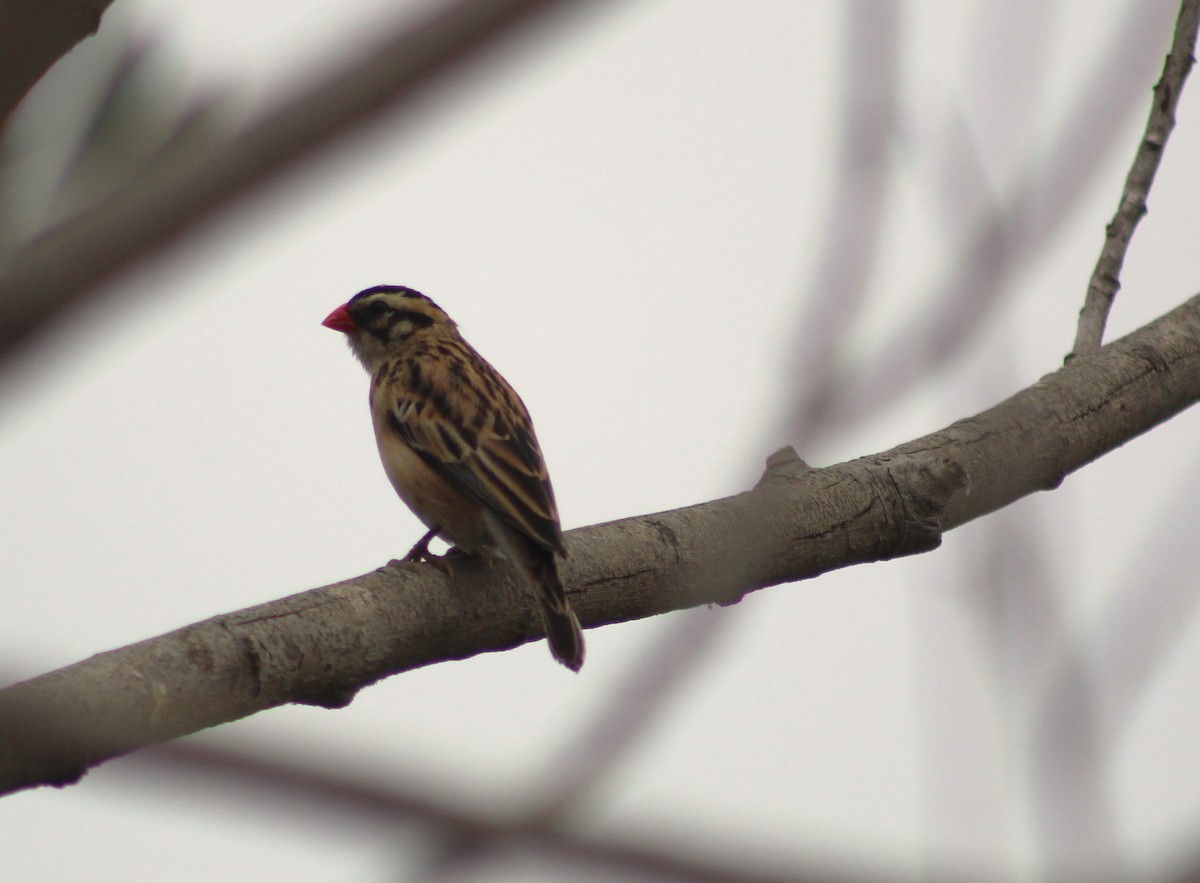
[2,1,1199,881]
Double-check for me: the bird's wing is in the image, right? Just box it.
[383,347,565,555]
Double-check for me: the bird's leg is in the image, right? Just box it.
[405,527,440,562]
[404,527,462,576]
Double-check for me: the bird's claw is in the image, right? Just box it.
[409,547,464,577]
[404,527,439,562]
[403,527,465,576]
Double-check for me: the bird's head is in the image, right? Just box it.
[322,285,455,371]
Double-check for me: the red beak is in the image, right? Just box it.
[322,303,357,333]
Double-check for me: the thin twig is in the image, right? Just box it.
[1071,0,1200,356]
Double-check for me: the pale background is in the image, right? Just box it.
[2,1,1199,880]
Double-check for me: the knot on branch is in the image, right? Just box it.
[292,684,361,710]
[757,446,812,486]
[878,456,969,558]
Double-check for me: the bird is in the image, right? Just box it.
[322,285,584,671]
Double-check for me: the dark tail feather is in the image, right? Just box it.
[531,553,585,672]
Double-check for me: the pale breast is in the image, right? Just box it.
[373,418,492,553]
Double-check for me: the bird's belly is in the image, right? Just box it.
[374,430,491,552]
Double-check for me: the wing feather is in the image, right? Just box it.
[385,344,565,555]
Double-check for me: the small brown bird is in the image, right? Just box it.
[322,285,584,671]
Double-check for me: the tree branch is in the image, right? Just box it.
[3,290,1200,797]
[0,0,114,130]
[0,0,591,364]
[1071,0,1200,356]
[129,742,866,883]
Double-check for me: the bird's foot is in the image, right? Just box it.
[404,528,467,576]
[404,528,440,563]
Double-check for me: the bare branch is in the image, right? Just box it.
[0,0,114,129]
[0,0,592,364]
[3,290,1200,796]
[1071,0,1200,357]
[420,611,726,878]
[130,742,866,883]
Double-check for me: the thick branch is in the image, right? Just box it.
[0,0,113,129]
[3,292,1200,797]
[1071,0,1199,356]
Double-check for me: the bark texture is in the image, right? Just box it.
[2,292,1199,797]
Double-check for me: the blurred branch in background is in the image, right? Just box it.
[1090,447,1200,740]
[909,4,1185,878]
[130,740,871,883]
[778,0,899,449]
[0,29,230,253]
[0,0,114,130]
[784,0,1177,438]
[0,0,594,364]
[417,605,727,881]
